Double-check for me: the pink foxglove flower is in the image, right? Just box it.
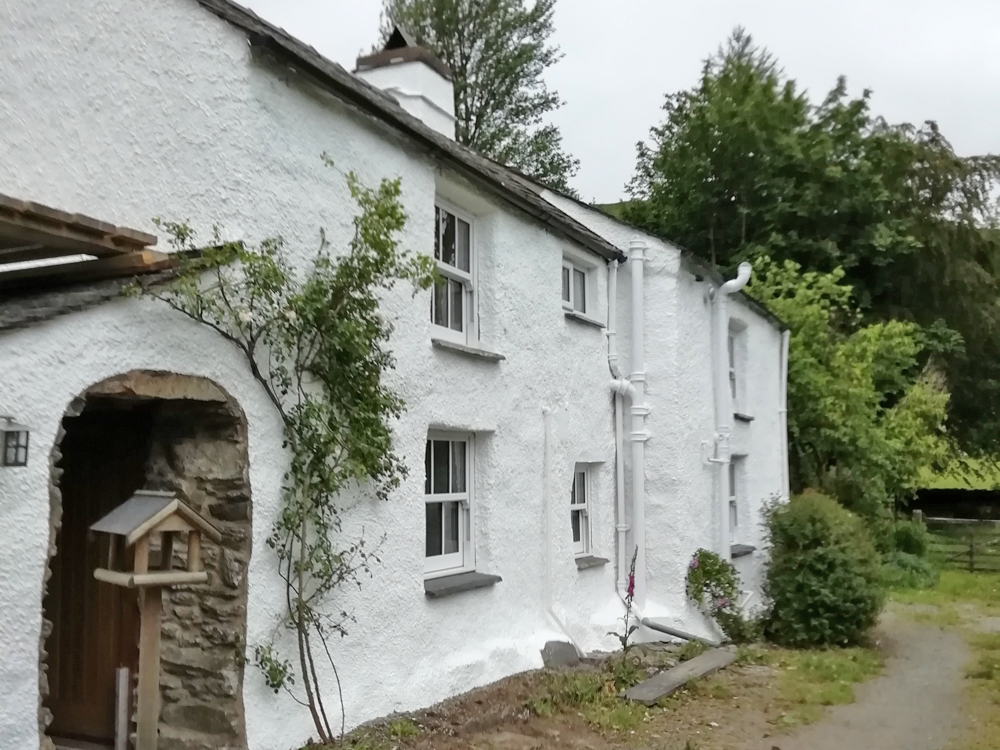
[627,573,635,599]
[690,556,699,570]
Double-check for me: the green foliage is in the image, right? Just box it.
[132,165,434,743]
[379,0,579,194]
[525,657,647,732]
[747,257,949,518]
[764,491,885,647]
[624,27,1000,454]
[685,549,760,643]
[769,647,882,727]
[893,518,931,557]
[881,551,939,590]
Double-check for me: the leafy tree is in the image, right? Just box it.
[625,29,1000,454]
[379,0,580,194]
[130,162,434,742]
[747,257,950,520]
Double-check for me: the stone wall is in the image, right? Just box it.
[143,398,252,750]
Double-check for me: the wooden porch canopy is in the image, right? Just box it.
[0,192,173,291]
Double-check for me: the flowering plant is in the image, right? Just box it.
[685,548,759,643]
[609,546,639,652]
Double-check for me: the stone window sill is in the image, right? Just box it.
[424,571,502,598]
[575,555,609,570]
[431,338,505,362]
[731,543,756,559]
[734,412,755,423]
[563,309,605,329]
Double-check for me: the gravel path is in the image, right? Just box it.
[744,606,968,750]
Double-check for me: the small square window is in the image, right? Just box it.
[570,466,592,555]
[562,261,589,314]
[425,433,474,575]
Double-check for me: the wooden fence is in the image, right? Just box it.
[923,514,1000,572]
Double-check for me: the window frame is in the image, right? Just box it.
[570,464,592,556]
[562,260,590,315]
[729,455,746,543]
[424,431,476,577]
[728,320,748,415]
[431,201,477,346]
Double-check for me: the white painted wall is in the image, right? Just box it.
[541,192,786,632]
[0,2,619,748]
[0,2,785,748]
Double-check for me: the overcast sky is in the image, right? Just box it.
[243,0,1000,204]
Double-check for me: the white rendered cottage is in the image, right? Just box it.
[0,2,788,749]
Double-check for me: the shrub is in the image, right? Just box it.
[764,491,885,647]
[881,551,938,589]
[893,518,931,557]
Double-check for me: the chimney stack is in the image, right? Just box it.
[354,26,457,139]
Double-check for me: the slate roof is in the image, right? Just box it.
[194,0,626,264]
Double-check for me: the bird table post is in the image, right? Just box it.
[88,490,223,750]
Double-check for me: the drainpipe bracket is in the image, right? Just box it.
[630,405,651,418]
[629,430,652,443]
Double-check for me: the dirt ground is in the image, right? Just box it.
[346,599,992,750]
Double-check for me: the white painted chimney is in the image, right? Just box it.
[354,26,457,139]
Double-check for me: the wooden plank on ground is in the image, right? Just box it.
[624,648,736,706]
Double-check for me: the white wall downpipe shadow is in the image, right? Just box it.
[711,262,752,560]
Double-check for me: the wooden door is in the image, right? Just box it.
[43,409,152,744]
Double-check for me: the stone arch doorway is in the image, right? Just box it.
[41,371,252,750]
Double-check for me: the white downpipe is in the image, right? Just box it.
[607,260,622,379]
[779,329,791,500]
[608,259,631,597]
[712,262,752,560]
[542,406,582,654]
[628,238,649,610]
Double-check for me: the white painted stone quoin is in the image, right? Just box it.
[0,2,787,749]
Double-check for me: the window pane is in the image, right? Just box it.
[449,279,464,332]
[432,279,448,326]
[440,209,457,267]
[426,502,443,557]
[729,462,737,499]
[571,510,581,542]
[443,501,460,554]
[424,440,432,494]
[730,500,738,529]
[432,441,450,494]
[562,267,571,302]
[570,474,576,505]
[457,218,470,272]
[434,206,441,260]
[451,441,466,493]
[728,333,735,368]
[575,471,587,505]
[573,269,586,312]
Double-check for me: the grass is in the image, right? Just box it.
[733,644,883,728]
[890,569,1000,610]
[524,655,649,732]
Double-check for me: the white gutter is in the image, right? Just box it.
[711,262,752,560]
[542,406,582,654]
[779,329,791,500]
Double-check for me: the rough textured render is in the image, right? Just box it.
[0,1,785,749]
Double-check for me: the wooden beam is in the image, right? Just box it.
[134,536,150,575]
[187,531,202,573]
[94,568,135,588]
[127,499,181,547]
[115,667,130,750]
[132,571,208,587]
[160,532,174,571]
[0,250,175,291]
[136,587,163,750]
